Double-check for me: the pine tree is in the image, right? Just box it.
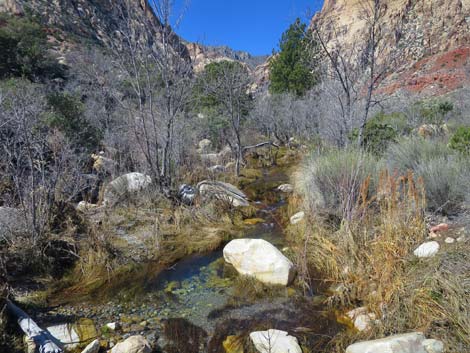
[269,18,317,97]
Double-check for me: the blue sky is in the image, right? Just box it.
[170,0,324,56]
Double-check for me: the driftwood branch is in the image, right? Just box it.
[6,300,63,353]
[243,141,280,152]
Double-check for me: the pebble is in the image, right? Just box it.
[445,237,455,244]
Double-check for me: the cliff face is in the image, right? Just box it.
[0,0,190,62]
[310,0,470,96]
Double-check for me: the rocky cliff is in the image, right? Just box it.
[310,0,470,96]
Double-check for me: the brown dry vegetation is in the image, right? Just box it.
[288,169,470,352]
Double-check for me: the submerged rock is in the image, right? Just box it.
[249,329,302,353]
[413,241,440,258]
[110,335,151,353]
[290,211,305,225]
[223,239,295,285]
[346,332,444,353]
[197,180,249,207]
[103,173,152,206]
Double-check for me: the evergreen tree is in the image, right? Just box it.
[269,18,317,97]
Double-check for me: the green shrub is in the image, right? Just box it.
[299,148,378,218]
[45,92,101,150]
[449,126,470,154]
[385,137,451,173]
[412,99,454,125]
[415,156,468,212]
[351,112,409,155]
[0,14,65,81]
[385,137,469,213]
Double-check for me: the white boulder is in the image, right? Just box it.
[223,239,295,286]
[197,180,249,207]
[444,237,455,244]
[103,172,152,206]
[346,332,444,353]
[81,339,100,353]
[46,324,80,350]
[290,211,305,225]
[76,201,98,212]
[249,329,302,353]
[277,184,294,193]
[413,241,440,258]
[110,335,151,353]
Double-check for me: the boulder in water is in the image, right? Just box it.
[197,180,249,207]
[249,329,302,353]
[223,239,295,285]
[110,335,151,353]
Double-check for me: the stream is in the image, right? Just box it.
[32,166,342,352]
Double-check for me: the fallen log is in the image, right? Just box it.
[242,141,280,152]
[6,300,63,353]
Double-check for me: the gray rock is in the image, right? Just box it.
[103,173,152,206]
[197,180,249,207]
[290,211,305,225]
[178,184,196,205]
[81,339,100,353]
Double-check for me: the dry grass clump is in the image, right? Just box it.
[291,166,470,351]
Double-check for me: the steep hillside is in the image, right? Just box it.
[310,0,470,96]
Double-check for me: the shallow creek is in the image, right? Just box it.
[34,167,342,351]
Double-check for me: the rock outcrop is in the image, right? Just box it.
[223,239,295,285]
[310,0,470,96]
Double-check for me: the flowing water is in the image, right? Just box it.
[34,166,342,351]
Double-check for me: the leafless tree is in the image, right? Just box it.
[108,0,194,195]
[198,61,252,176]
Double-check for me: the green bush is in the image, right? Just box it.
[351,112,409,155]
[45,92,101,150]
[449,126,470,154]
[0,14,65,81]
[299,148,378,218]
[385,137,469,213]
[412,99,453,125]
[385,137,451,173]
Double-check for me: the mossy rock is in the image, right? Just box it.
[223,335,244,353]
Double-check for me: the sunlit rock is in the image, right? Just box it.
[223,239,295,285]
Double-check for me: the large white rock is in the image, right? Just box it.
[223,239,295,285]
[346,332,444,353]
[197,180,249,207]
[249,329,302,353]
[46,324,80,350]
[110,335,151,353]
[290,211,305,225]
[81,339,100,353]
[413,241,440,258]
[103,172,152,206]
[198,139,212,153]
